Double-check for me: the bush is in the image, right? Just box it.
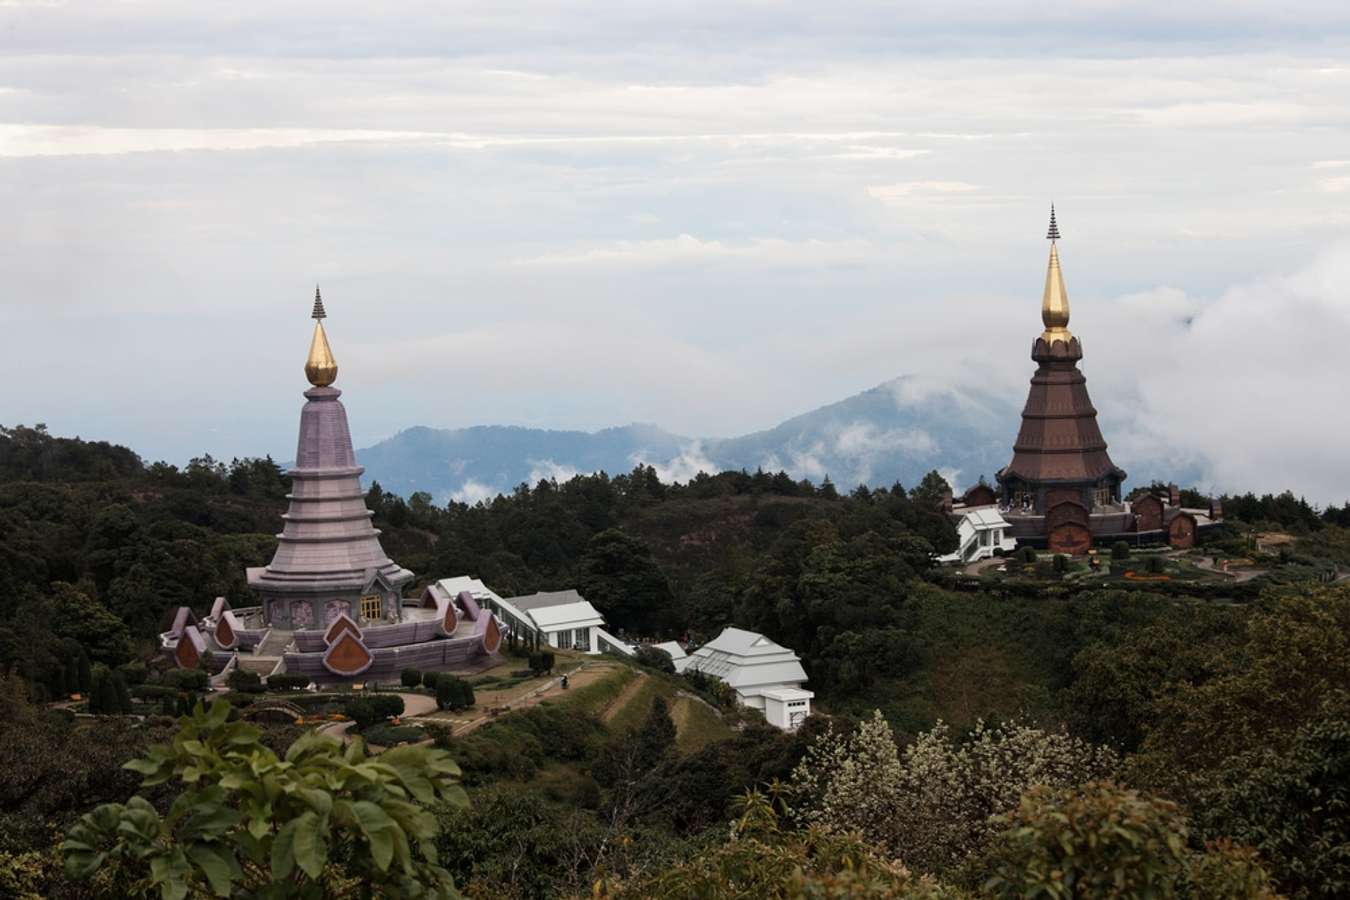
[265,673,310,692]
[364,723,426,747]
[1146,555,1167,574]
[436,678,456,711]
[434,677,474,711]
[1112,541,1131,560]
[1052,554,1070,573]
[132,684,179,700]
[1016,546,1038,565]
[117,661,148,685]
[984,781,1277,899]
[227,669,264,693]
[422,671,443,690]
[369,694,405,720]
[634,645,677,674]
[163,669,210,691]
[401,668,423,689]
[345,698,379,730]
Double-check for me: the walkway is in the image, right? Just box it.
[1193,556,1267,583]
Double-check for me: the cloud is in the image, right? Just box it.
[1320,175,1350,193]
[6,2,1350,506]
[514,234,875,268]
[526,458,581,484]
[450,479,498,505]
[636,441,717,484]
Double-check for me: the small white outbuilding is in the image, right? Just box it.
[938,506,1018,565]
[684,627,812,730]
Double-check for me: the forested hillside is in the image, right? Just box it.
[4,422,1350,898]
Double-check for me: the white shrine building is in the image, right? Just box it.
[684,627,813,730]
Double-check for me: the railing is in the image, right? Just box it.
[210,654,238,689]
[595,627,635,656]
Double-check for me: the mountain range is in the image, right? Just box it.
[356,376,1025,503]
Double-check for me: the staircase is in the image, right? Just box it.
[253,628,294,660]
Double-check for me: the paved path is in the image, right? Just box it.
[1193,556,1267,583]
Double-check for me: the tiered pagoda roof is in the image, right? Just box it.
[998,209,1125,494]
[246,288,413,598]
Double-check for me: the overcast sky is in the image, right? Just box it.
[3,2,1350,500]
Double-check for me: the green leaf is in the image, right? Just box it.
[187,844,236,897]
[61,846,107,880]
[124,758,162,775]
[270,819,297,881]
[291,811,328,879]
[351,801,395,871]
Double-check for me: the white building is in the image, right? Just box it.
[434,577,609,655]
[505,590,607,654]
[938,506,1017,565]
[651,640,690,673]
[684,627,812,730]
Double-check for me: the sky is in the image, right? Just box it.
[3,2,1350,500]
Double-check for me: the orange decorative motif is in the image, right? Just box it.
[324,612,363,646]
[323,630,373,677]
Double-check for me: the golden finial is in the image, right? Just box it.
[1040,206,1071,343]
[305,286,338,387]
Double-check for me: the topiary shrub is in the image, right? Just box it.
[401,668,423,689]
[1112,541,1131,561]
[264,673,310,692]
[1016,546,1038,565]
[227,669,264,693]
[421,671,442,690]
[1146,555,1167,574]
[436,678,456,711]
[368,694,405,720]
[163,669,210,692]
[345,698,378,730]
[1053,554,1070,573]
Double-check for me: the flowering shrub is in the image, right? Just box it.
[790,711,1119,875]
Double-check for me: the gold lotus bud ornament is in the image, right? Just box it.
[305,286,338,387]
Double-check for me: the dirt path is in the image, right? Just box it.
[411,660,624,737]
[601,669,649,723]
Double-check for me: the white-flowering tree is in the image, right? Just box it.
[790,711,906,850]
[790,714,1120,876]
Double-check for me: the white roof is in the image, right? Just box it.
[526,601,605,631]
[435,575,503,604]
[962,507,1010,529]
[763,687,814,702]
[438,577,608,634]
[653,641,687,661]
[685,627,808,691]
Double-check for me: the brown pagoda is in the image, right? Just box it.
[997,208,1127,554]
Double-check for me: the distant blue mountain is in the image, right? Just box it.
[356,376,1024,502]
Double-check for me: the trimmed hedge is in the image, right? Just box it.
[266,673,311,692]
[132,684,179,700]
[227,669,264,693]
[162,669,210,691]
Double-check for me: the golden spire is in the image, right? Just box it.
[1040,204,1072,344]
[305,286,338,387]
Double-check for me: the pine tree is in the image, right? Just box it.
[112,672,133,714]
[76,649,92,693]
[94,677,118,715]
